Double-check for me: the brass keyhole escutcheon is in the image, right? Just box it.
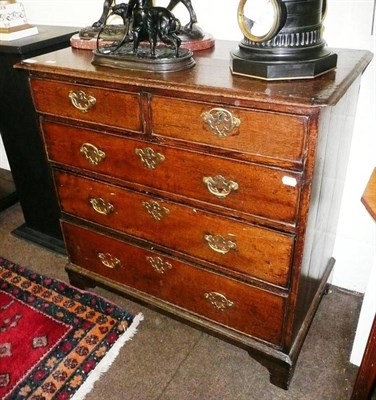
[135,147,165,169]
[146,256,172,274]
[142,201,170,221]
[204,292,235,311]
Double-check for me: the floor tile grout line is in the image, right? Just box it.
[156,331,205,400]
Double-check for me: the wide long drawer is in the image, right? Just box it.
[62,221,286,346]
[31,78,142,132]
[43,121,301,224]
[55,171,294,287]
[151,96,307,166]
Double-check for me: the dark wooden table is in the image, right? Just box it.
[0,25,78,253]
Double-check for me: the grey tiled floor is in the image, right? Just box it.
[0,203,361,400]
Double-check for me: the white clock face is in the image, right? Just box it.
[238,0,282,42]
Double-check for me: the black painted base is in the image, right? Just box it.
[230,48,338,81]
[12,223,66,254]
[92,43,195,72]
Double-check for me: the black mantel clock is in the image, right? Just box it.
[230,0,338,80]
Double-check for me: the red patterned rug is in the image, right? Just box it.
[0,257,143,400]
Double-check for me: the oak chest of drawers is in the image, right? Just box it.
[17,42,372,389]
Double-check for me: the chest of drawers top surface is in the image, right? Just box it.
[18,41,372,108]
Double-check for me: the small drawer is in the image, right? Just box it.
[43,121,301,225]
[151,96,307,165]
[62,221,286,346]
[31,78,142,132]
[55,171,294,287]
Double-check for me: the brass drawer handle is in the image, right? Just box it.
[68,90,96,113]
[135,147,165,169]
[204,234,237,254]
[80,143,106,166]
[201,107,240,137]
[90,197,114,215]
[143,200,170,221]
[146,256,172,274]
[203,175,239,199]
[98,252,122,269]
[204,292,235,311]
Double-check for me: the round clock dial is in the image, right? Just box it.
[237,0,283,42]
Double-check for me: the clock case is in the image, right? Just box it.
[230,0,338,80]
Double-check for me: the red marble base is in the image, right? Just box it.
[70,34,112,50]
[70,33,215,52]
[180,33,215,51]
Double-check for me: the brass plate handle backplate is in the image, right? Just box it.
[135,147,165,169]
[142,200,170,221]
[146,256,172,274]
[203,175,239,199]
[98,252,122,269]
[68,90,96,113]
[201,108,240,137]
[204,234,237,254]
[89,197,114,215]
[80,143,106,166]
[204,292,234,311]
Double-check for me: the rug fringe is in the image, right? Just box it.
[71,312,144,400]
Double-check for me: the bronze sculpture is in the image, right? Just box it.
[93,0,197,30]
[111,2,182,57]
[91,0,195,72]
[77,0,213,51]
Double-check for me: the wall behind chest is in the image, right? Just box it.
[324,0,375,293]
[4,0,376,294]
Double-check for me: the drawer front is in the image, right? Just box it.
[151,96,307,164]
[62,221,286,345]
[31,78,142,132]
[44,121,301,224]
[55,171,294,287]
